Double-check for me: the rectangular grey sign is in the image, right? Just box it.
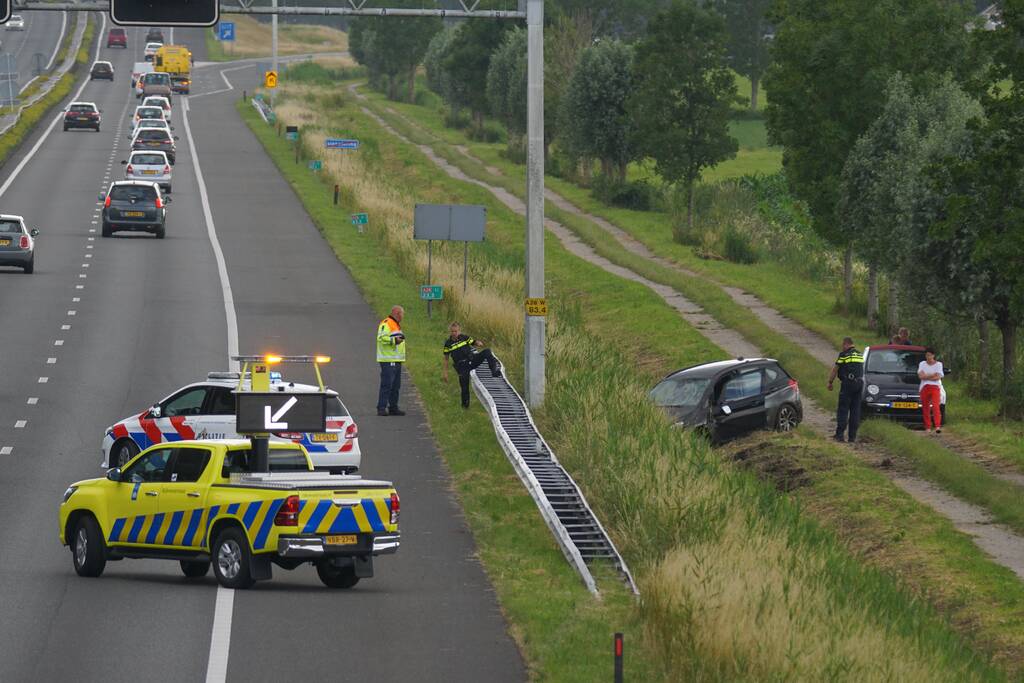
[414,203,486,242]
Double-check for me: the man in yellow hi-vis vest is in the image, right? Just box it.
[376,305,406,416]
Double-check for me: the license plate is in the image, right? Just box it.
[893,401,919,409]
[78,117,90,121]
[311,433,338,442]
[325,534,357,545]
[141,170,158,175]
[123,211,145,217]
[0,239,9,246]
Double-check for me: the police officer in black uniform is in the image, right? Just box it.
[442,322,501,408]
[828,336,865,442]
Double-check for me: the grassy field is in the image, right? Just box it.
[236,67,1022,679]
[204,15,348,61]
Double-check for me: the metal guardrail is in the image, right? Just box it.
[472,356,638,596]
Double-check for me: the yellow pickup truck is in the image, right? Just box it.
[59,440,400,589]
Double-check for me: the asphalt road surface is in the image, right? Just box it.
[1,10,66,94]
[0,19,524,682]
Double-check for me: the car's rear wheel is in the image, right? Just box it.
[72,516,107,577]
[23,256,33,274]
[113,439,138,467]
[775,403,800,432]
[316,560,360,589]
[155,224,165,239]
[180,560,210,578]
[101,221,113,238]
[212,527,255,589]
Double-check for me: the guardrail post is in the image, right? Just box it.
[333,184,339,205]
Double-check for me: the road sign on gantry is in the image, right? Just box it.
[111,0,219,27]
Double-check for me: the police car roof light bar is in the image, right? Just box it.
[231,355,330,391]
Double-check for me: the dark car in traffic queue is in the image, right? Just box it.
[0,214,40,274]
[650,358,803,444]
[861,344,947,426]
[63,102,101,132]
[90,61,114,81]
[106,27,127,48]
[130,127,178,164]
[100,181,170,239]
[146,28,164,43]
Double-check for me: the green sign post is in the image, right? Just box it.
[308,160,322,171]
[350,212,368,225]
[419,285,443,301]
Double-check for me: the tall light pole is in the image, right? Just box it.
[524,0,545,407]
[271,0,279,106]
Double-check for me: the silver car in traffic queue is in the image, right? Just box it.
[0,214,40,274]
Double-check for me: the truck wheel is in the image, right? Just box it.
[212,527,255,589]
[72,516,107,577]
[180,560,210,578]
[316,560,360,589]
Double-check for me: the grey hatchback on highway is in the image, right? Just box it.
[0,214,39,274]
[650,358,803,443]
[100,181,170,238]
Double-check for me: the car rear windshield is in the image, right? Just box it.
[137,130,169,141]
[143,73,170,85]
[69,105,94,113]
[221,448,310,476]
[650,376,710,408]
[138,108,162,119]
[866,349,925,374]
[110,185,157,202]
[0,220,22,234]
[327,396,349,417]
[131,153,166,165]
[93,63,111,70]
[110,29,125,36]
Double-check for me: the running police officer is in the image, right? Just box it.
[442,321,501,409]
[828,336,864,442]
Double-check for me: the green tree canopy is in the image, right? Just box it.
[709,0,772,110]
[631,0,739,228]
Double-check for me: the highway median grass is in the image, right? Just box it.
[236,73,1012,680]
[0,14,94,166]
[204,15,348,62]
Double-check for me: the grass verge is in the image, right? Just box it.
[237,80,1009,680]
[0,15,94,165]
[357,82,1024,540]
[204,15,348,61]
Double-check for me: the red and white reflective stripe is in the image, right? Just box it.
[140,417,163,445]
[112,424,130,440]
[169,416,195,440]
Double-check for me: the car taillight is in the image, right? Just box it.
[345,423,357,439]
[19,235,29,249]
[103,195,111,208]
[125,164,134,174]
[163,165,170,174]
[154,196,163,209]
[274,495,300,526]
[788,379,799,392]
[389,493,400,525]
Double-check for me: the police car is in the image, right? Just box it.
[101,372,360,473]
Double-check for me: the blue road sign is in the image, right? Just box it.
[325,138,359,150]
[218,22,235,41]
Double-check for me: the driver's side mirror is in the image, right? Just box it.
[30,228,39,237]
[106,467,122,482]
[149,404,162,418]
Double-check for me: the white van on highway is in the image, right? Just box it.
[131,61,153,98]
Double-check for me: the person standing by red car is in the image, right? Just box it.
[918,347,945,433]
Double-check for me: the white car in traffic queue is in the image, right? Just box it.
[121,150,172,192]
[130,117,171,137]
[141,95,171,124]
[143,41,162,61]
[131,104,165,132]
[100,372,361,474]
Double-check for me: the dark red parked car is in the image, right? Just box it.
[107,28,127,48]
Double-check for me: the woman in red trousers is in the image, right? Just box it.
[917,347,945,433]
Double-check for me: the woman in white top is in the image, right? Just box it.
[917,347,944,433]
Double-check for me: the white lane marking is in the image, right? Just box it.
[46,358,56,364]
[45,11,68,71]
[86,244,93,249]
[90,221,97,225]
[185,86,241,683]
[82,263,89,268]
[79,274,87,278]
[189,64,255,100]
[0,447,11,455]
[54,340,64,346]
[14,421,26,429]
[89,229,96,233]
[38,377,48,384]
[72,297,81,302]
[0,14,106,200]
[204,582,235,683]
[27,398,38,405]
[61,324,70,330]
[67,310,76,316]
[88,237,94,241]
[75,285,83,290]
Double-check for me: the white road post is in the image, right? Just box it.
[524,0,545,407]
